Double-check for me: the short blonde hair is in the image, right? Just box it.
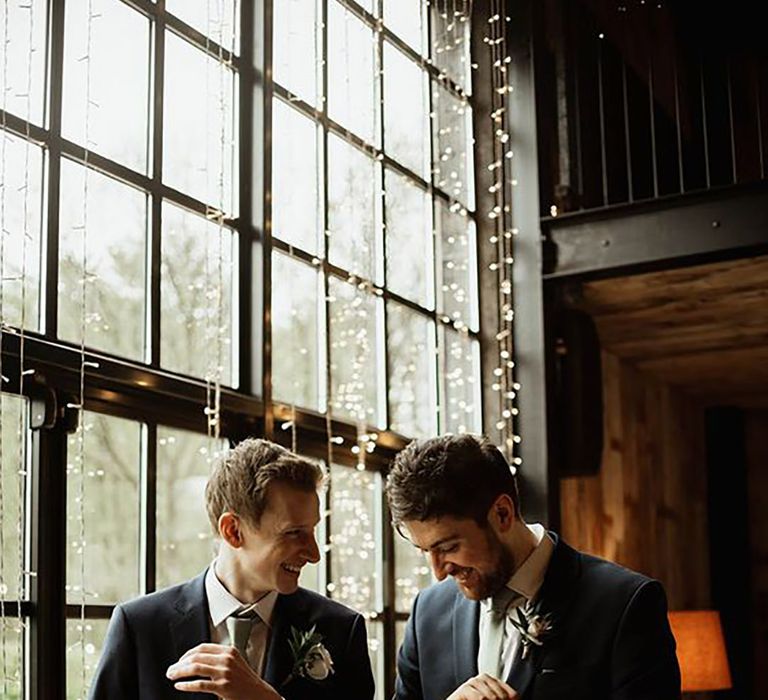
[205,438,324,532]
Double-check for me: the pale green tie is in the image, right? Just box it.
[226,612,260,666]
[478,588,522,678]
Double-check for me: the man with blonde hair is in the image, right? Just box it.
[90,438,375,700]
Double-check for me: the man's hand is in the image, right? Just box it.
[446,673,519,700]
[166,643,282,700]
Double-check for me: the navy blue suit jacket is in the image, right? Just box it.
[89,571,375,700]
[395,536,681,700]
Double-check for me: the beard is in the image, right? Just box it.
[461,527,515,600]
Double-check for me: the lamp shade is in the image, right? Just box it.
[668,610,732,692]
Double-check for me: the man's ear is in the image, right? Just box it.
[218,512,244,548]
[488,494,516,532]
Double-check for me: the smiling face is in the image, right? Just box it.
[403,514,514,601]
[234,481,321,596]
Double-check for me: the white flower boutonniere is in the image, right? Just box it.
[284,625,335,685]
[510,599,554,659]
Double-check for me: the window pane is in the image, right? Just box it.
[437,204,477,330]
[0,132,43,331]
[0,0,46,125]
[164,32,238,214]
[329,277,382,426]
[383,43,428,178]
[0,395,29,601]
[387,303,436,438]
[66,618,109,700]
[0,616,26,700]
[328,135,378,281]
[271,98,321,253]
[165,0,239,54]
[156,428,227,590]
[395,533,432,613]
[161,202,236,385]
[431,3,471,92]
[63,0,150,173]
[67,412,143,605]
[432,85,474,208]
[58,160,147,361]
[273,0,320,105]
[384,169,432,308]
[271,252,321,411]
[383,1,424,53]
[439,327,481,434]
[328,465,381,614]
[328,2,377,146]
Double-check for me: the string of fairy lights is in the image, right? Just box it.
[70,0,98,695]
[486,0,521,469]
[0,0,10,690]
[203,0,237,444]
[0,0,42,694]
[267,0,486,625]
[17,0,36,693]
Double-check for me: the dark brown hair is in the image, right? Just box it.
[385,434,520,526]
[205,438,324,532]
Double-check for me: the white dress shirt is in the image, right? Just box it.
[205,562,278,674]
[477,523,555,679]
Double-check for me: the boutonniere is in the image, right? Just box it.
[510,598,554,659]
[283,625,334,685]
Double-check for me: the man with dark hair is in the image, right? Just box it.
[90,438,375,700]
[386,434,680,700]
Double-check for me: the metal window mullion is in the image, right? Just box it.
[375,9,394,689]
[426,1,444,435]
[237,0,257,395]
[141,423,157,594]
[376,0,391,444]
[42,0,67,340]
[29,409,68,700]
[149,4,165,369]
[63,603,114,620]
[320,0,334,599]
[259,0,275,438]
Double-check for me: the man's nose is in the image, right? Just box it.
[305,533,321,563]
[429,551,449,581]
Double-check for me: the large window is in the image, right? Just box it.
[0,1,482,698]
[270,5,480,692]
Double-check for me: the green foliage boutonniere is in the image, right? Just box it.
[284,625,335,685]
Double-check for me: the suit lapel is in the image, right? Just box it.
[263,593,299,690]
[169,571,210,659]
[169,571,211,700]
[505,534,582,698]
[452,590,480,687]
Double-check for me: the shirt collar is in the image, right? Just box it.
[507,523,555,600]
[482,523,555,610]
[205,561,279,629]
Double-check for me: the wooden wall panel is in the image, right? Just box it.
[744,411,768,700]
[559,350,710,610]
